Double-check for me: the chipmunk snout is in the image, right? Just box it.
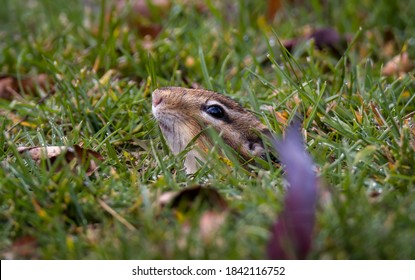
[152,90,163,107]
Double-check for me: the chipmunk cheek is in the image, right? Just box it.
[248,141,265,156]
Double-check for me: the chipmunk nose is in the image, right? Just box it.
[152,90,163,107]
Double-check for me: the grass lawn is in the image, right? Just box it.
[1,0,415,259]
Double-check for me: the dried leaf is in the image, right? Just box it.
[267,0,282,22]
[0,74,52,100]
[267,122,318,259]
[169,185,228,212]
[73,145,103,175]
[17,145,103,176]
[382,52,414,76]
[2,236,38,260]
[370,101,386,126]
[159,185,229,242]
[158,191,178,207]
[272,110,289,127]
[0,76,16,100]
[199,211,227,242]
[157,186,229,214]
[354,109,363,124]
[17,146,66,159]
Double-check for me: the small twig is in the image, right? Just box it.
[97,198,137,231]
[7,115,29,133]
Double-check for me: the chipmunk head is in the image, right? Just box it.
[152,87,272,173]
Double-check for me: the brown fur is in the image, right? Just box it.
[152,87,270,173]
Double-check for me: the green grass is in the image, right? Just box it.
[1,0,415,259]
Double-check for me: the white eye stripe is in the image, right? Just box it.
[205,100,227,109]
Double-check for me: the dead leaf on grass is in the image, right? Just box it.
[169,186,228,212]
[267,0,282,22]
[369,101,386,127]
[17,145,103,176]
[261,105,290,128]
[158,185,229,242]
[2,236,39,260]
[198,210,228,242]
[0,74,53,100]
[382,52,414,77]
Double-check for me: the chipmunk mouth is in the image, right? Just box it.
[154,115,187,154]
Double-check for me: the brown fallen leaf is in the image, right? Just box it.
[267,0,282,22]
[0,74,52,100]
[17,145,103,176]
[382,52,414,76]
[169,186,228,212]
[158,185,229,242]
[261,105,290,128]
[198,210,227,242]
[158,191,178,208]
[2,236,39,260]
[0,76,16,100]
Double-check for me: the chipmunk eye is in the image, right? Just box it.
[205,105,225,119]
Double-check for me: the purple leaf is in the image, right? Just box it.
[283,28,348,57]
[267,123,318,259]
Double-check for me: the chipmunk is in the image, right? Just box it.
[152,87,273,173]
